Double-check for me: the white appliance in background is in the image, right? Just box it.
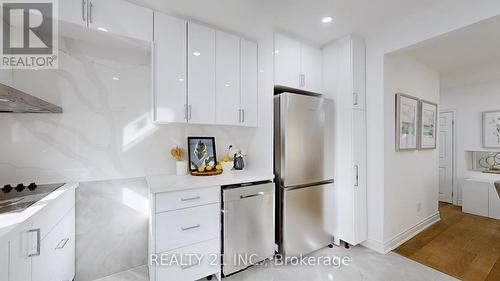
[274,92,335,257]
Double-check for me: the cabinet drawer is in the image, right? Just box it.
[155,238,220,281]
[156,204,220,253]
[155,186,220,213]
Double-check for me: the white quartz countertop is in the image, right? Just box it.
[0,182,78,239]
[147,171,275,193]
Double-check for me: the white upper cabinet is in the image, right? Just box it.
[59,0,88,27]
[336,36,366,110]
[153,12,187,124]
[87,0,153,41]
[216,31,241,126]
[58,0,153,42]
[274,33,322,93]
[300,44,322,93]
[274,33,301,89]
[188,22,216,125]
[152,17,258,126]
[240,39,258,127]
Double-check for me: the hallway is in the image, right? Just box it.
[394,203,500,280]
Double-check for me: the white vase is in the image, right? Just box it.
[176,160,188,176]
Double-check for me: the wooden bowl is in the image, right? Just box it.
[190,169,223,176]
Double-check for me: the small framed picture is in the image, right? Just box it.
[187,137,217,171]
[419,100,438,150]
[396,93,419,151]
[483,111,500,148]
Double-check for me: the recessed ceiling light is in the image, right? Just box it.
[112,77,119,81]
[321,16,333,23]
[97,27,109,32]
[0,98,10,102]
[193,52,201,56]
[178,78,185,82]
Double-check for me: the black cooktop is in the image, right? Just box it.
[0,183,65,214]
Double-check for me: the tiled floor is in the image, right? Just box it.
[395,202,500,281]
[96,245,456,281]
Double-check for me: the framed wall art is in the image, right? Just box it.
[419,100,438,149]
[483,111,500,148]
[396,93,419,151]
[187,137,217,171]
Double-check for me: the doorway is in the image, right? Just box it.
[438,110,455,204]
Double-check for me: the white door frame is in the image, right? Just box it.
[440,109,458,205]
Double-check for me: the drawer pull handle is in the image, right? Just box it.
[181,224,201,231]
[181,259,200,270]
[55,238,70,250]
[240,192,265,199]
[181,196,200,202]
[28,229,41,257]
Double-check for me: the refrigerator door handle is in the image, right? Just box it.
[354,165,359,187]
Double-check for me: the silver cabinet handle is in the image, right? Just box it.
[55,238,69,250]
[242,109,245,123]
[181,259,200,270]
[181,224,201,231]
[181,196,200,202]
[238,109,242,123]
[184,104,188,121]
[81,0,86,22]
[299,74,305,87]
[240,192,264,199]
[188,104,192,120]
[28,229,41,257]
[353,92,359,106]
[89,0,94,23]
[354,165,359,187]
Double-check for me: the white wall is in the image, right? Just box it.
[0,33,273,185]
[359,0,500,253]
[384,54,440,245]
[441,76,500,203]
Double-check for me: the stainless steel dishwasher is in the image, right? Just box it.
[222,181,275,276]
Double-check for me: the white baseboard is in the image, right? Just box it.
[361,239,385,254]
[382,212,440,253]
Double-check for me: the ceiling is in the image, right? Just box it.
[131,0,435,47]
[402,15,500,76]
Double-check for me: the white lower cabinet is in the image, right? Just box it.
[3,186,76,281]
[155,204,220,253]
[489,184,500,220]
[155,238,220,281]
[463,179,500,220]
[150,186,221,281]
[32,207,76,281]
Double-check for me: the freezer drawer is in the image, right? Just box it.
[282,183,334,257]
[222,182,275,276]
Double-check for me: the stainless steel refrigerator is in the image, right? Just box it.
[274,92,335,257]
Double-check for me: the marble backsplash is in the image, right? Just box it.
[76,177,149,281]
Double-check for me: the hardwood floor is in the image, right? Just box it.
[394,202,500,281]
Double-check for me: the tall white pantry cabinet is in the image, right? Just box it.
[323,34,367,246]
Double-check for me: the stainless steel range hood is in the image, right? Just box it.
[0,83,62,113]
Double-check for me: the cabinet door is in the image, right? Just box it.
[352,109,367,244]
[32,208,76,281]
[352,36,366,110]
[215,31,241,126]
[59,0,88,27]
[153,12,187,123]
[0,238,8,281]
[489,184,500,220]
[188,22,216,125]
[301,44,322,93]
[8,222,33,281]
[274,33,300,89]
[462,180,489,217]
[88,0,153,42]
[240,39,258,127]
